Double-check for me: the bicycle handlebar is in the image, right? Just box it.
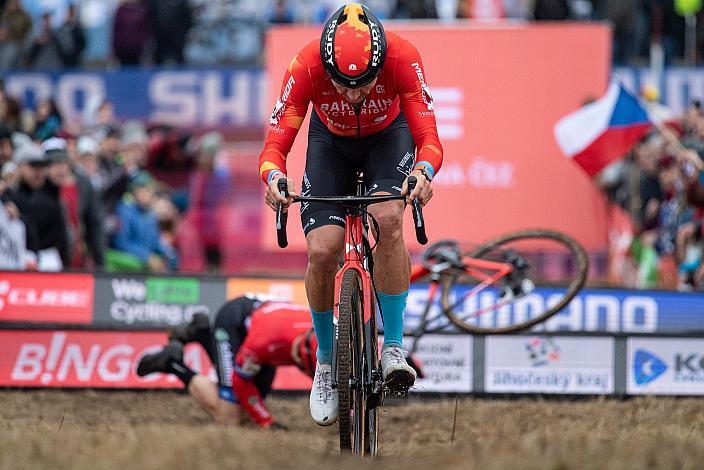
[275,176,428,248]
[276,179,289,248]
[407,176,428,245]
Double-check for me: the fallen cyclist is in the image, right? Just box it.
[136,295,318,429]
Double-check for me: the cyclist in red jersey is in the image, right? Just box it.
[260,3,443,426]
[136,295,317,428]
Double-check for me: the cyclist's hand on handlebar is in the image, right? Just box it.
[265,175,297,211]
[402,169,433,206]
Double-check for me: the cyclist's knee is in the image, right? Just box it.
[307,232,342,268]
[308,244,338,268]
[370,203,404,241]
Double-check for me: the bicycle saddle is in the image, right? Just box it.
[421,240,465,271]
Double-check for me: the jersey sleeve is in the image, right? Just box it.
[258,53,314,184]
[394,40,443,178]
[231,346,273,427]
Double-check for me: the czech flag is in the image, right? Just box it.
[554,82,653,177]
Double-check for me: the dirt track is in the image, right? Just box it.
[1,390,703,470]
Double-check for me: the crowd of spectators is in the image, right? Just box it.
[0,80,230,274]
[598,100,704,291]
[0,0,699,68]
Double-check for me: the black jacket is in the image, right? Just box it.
[6,180,70,265]
[75,171,105,266]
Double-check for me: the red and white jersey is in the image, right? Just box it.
[231,302,315,427]
[234,302,313,373]
[259,31,443,184]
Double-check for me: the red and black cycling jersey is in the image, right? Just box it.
[259,31,443,185]
[231,302,315,427]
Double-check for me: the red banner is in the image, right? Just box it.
[0,330,310,390]
[262,23,612,252]
[0,272,94,324]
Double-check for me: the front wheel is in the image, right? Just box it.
[337,269,377,455]
[441,229,588,334]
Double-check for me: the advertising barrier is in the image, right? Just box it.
[1,272,703,333]
[484,336,614,394]
[92,275,226,328]
[1,273,703,396]
[0,329,470,393]
[2,68,265,130]
[226,277,308,305]
[402,334,473,393]
[0,330,212,388]
[1,326,703,396]
[0,329,309,390]
[0,272,94,324]
[627,337,704,396]
[406,285,704,334]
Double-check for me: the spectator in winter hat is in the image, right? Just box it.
[5,142,69,269]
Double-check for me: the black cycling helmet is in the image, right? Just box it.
[320,2,387,89]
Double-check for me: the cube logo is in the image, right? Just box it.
[0,273,94,323]
[633,349,667,385]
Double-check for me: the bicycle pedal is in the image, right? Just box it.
[383,370,415,390]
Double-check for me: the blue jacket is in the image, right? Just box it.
[112,200,178,269]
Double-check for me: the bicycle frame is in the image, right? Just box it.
[334,212,374,325]
[406,254,515,353]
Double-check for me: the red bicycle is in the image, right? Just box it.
[275,173,427,456]
[406,230,588,346]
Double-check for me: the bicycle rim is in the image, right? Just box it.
[441,229,588,334]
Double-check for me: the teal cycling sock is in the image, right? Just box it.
[311,308,334,364]
[378,290,408,347]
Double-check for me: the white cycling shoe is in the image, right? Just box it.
[381,345,417,390]
[310,361,338,426]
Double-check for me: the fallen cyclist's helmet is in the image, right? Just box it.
[292,329,318,377]
[320,2,387,89]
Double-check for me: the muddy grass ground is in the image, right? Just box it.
[1,390,703,469]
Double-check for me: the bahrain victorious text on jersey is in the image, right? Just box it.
[259,31,443,184]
